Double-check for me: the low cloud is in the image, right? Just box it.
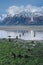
[7,5,43,16]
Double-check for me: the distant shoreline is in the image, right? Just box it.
[0,26,43,31]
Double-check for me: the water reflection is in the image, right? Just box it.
[0,30,43,40]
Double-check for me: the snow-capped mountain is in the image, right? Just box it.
[0,14,7,21]
[0,8,43,25]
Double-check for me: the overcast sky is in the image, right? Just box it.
[0,0,43,14]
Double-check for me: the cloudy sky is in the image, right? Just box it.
[0,0,43,14]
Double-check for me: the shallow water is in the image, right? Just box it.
[0,30,43,40]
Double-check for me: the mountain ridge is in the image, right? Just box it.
[0,11,43,25]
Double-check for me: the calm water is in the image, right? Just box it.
[0,30,43,40]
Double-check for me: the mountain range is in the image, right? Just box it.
[0,11,43,26]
